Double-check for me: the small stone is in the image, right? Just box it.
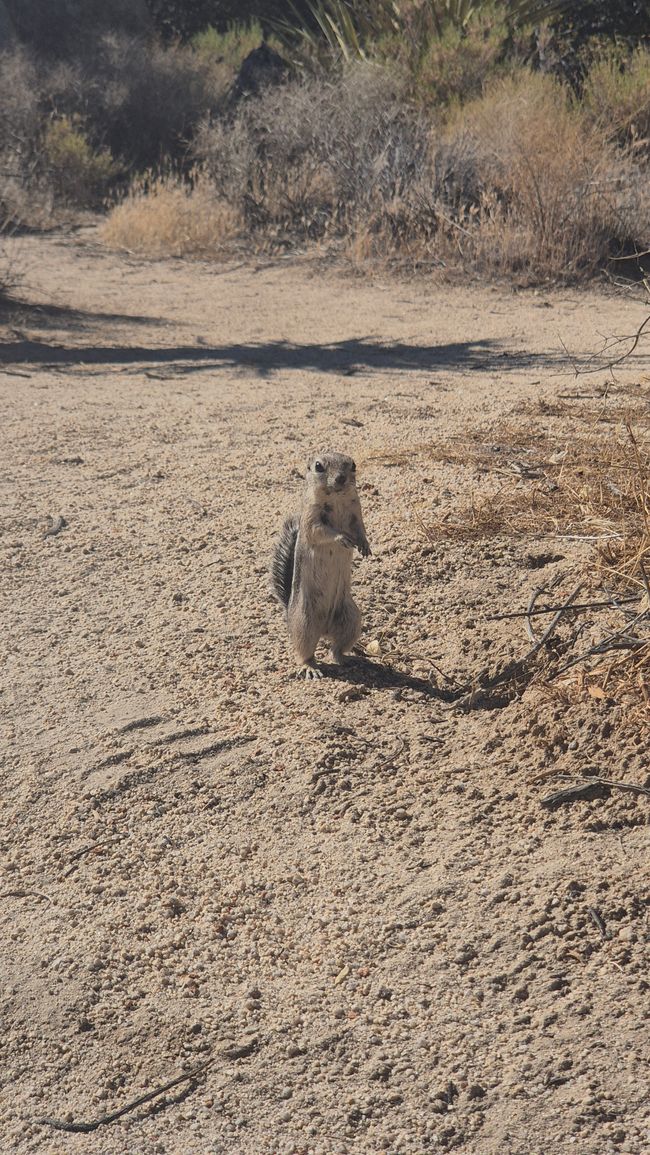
[369,1063,392,1082]
[454,945,477,966]
[467,1084,486,1100]
[547,976,567,992]
[513,984,529,1001]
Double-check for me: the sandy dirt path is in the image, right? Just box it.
[1,230,648,1155]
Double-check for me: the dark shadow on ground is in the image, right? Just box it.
[0,335,588,375]
[0,298,164,331]
[317,656,463,703]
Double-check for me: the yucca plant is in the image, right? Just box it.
[275,1,580,63]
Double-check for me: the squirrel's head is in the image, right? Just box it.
[307,451,357,496]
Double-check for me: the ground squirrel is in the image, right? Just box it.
[271,451,371,678]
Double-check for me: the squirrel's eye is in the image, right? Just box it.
[314,461,325,473]
[350,461,356,472]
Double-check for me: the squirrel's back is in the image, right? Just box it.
[271,515,299,608]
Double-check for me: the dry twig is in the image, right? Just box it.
[456,584,584,711]
[35,1038,259,1134]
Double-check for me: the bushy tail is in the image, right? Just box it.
[270,516,298,608]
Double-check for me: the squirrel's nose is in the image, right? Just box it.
[334,472,346,487]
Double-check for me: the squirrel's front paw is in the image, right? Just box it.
[359,540,372,557]
[336,533,356,550]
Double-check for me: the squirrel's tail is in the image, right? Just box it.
[270,516,299,608]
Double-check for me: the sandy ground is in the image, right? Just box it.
[1,230,648,1155]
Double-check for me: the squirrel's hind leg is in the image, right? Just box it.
[329,598,361,666]
[287,604,324,680]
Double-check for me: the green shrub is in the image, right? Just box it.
[30,33,231,172]
[414,11,510,105]
[43,115,118,207]
[191,21,267,67]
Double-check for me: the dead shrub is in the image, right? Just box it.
[195,65,650,279]
[101,172,243,258]
[438,71,650,280]
[582,45,650,153]
[196,61,429,244]
[0,233,21,302]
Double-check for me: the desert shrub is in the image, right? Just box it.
[42,115,119,207]
[193,63,650,277]
[436,71,650,279]
[582,46,650,151]
[101,171,243,257]
[191,21,268,66]
[0,47,52,223]
[63,33,231,171]
[0,232,20,301]
[413,11,511,105]
[0,29,247,219]
[195,62,427,241]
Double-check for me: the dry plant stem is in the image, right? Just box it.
[587,907,608,938]
[34,1039,259,1133]
[541,775,650,807]
[486,596,639,621]
[562,311,650,376]
[0,889,52,904]
[553,773,650,799]
[526,575,563,644]
[375,738,406,772]
[549,608,649,680]
[34,1056,218,1133]
[456,584,584,710]
[638,557,650,606]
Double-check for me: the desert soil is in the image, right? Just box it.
[1,229,648,1155]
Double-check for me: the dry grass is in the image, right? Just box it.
[422,432,649,540]
[102,173,243,259]
[439,72,650,281]
[583,46,650,153]
[411,400,650,709]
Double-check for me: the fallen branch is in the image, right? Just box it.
[560,310,650,376]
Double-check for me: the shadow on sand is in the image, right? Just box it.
[0,333,582,377]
